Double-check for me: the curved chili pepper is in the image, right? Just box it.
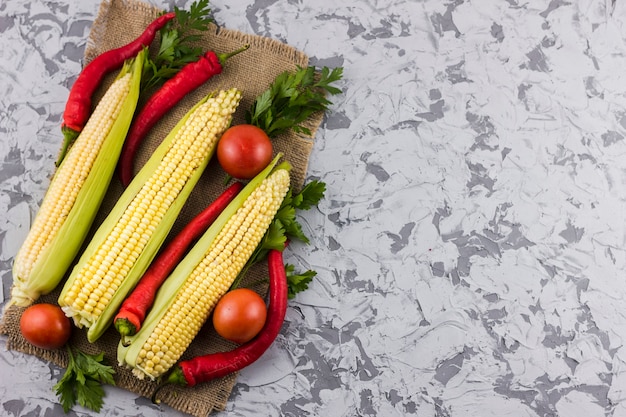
[118,44,250,187]
[156,244,288,391]
[114,181,244,346]
[58,12,176,166]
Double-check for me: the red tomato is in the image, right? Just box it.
[212,288,267,344]
[217,124,273,179]
[20,303,72,350]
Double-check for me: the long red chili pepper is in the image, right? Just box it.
[58,12,176,167]
[114,181,245,345]
[159,244,289,389]
[118,44,250,187]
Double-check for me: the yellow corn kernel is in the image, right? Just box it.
[9,53,144,308]
[58,88,242,343]
[13,75,130,281]
[128,168,290,380]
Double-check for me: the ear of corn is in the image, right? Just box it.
[10,51,146,308]
[117,155,291,380]
[58,88,242,343]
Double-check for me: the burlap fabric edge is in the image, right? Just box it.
[0,0,325,416]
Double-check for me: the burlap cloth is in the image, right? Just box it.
[0,0,323,415]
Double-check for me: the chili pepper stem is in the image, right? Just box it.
[217,44,250,65]
[166,367,187,386]
[151,368,186,403]
[151,385,164,404]
[115,319,136,346]
[55,127,80,167]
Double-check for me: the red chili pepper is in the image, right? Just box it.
[114,181,244,345]
[160,244,289,388]
[57,12,176,167]
[118,44,250,187]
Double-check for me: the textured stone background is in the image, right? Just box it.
[3,0,626,416]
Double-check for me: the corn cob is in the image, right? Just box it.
[58,88,242,343]
[9,51,145,308]
[117,156,291,380]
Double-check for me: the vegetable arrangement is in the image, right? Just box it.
[59,13,174,162]
[118,44,250,186]
[59,88,242,343]
[9,0,344,413]
[118,156,291,380]
[216,65,344,179]
[114,181,245,344]
[158,245,290,388]
[10,51,146,308]
[10,1,224,309]
[58,0,214,166]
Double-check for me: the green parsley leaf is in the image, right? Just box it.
[281,180,326,243]
[141,0,213,91]
[180,0,212,31]
[54,347,115,413]
[246,66,343,138]
[262,220,288,252]
[228,64,335,291]
[275,199,307,244]
[292,180,326,210]
[155,28,179,64]
[285,264,317,299]
[77,351,116,386]
[230,177,326,291]
[53,352,77,413]
[76,378,106,412]
[73,365,86,386]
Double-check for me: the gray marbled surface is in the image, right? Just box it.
[2,0,626,416]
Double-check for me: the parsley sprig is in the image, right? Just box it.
[142,0,213,91]
[285,264,317,299]
[231,179,326,295]
[54,347,116,413]
[246,66,343,138]
[273,179,327,245]
[228,65,340,293]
